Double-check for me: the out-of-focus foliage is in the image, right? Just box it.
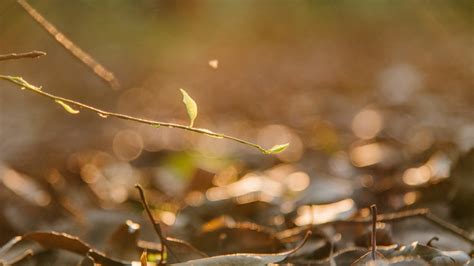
[0,0,472,265]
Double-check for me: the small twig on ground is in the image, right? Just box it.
[317,208,473,245]
[135,184,178,264]
[370,204,377,261]
[426,236,439,247]
[17,0,120,89]
[0,75,275,153]
[0,51,46,61]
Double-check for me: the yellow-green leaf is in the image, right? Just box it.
[180,89,197,127]
[265,143,289,154]
[55,100,80,114]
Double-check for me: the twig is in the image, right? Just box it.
[426,236,439,247]
[17,0,120,89]
[135,184,178,264]
[0,75,273,153]
[317,208,473,245]
[370,204,377,261]
[0,51,46,61]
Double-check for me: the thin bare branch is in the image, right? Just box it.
[17,0,120,89]
[0,75,273,153]
[135,184,178,264]
[317,208,473,245]
[0,51,46,61]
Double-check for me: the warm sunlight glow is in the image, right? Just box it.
[1,167,51,207]
[402,165,431,186]
[206,187,229,201]
[350,143,384,167]
[208,59,219,69]
[112,130,144,161]
[160,211,176,226]
[426,152,451,179]
[185,191,205,206]
[227,174,284,198]
[295,198,356,225]
[403,191,419,205]
[352,109,383,139]
[286,171,310,192]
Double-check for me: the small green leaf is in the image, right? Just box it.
[55,100,79,114]
[180,89,197,127]
[265,143,289,154]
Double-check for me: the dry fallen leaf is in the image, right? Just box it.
[173,231,311,266]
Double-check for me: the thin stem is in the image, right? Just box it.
[316,208,473,245]
[370,204,377,261]
[0,51,46,61]
[135,184,178,264]
[426,236,439,247]
[0,75,271,153]
[17,0,120,89]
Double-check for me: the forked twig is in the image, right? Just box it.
[135,184,178,264]
[0,75,280,153]
[0,51,46,61]
[17,0,120,89]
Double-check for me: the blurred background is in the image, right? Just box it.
[0,0,473,261]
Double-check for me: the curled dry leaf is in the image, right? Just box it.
[0,230,211,265]
[0,231,129,266]
[23,231,91,254]
[191,216,284,256]
[173,231,311,265]
[312,247,368,266]
[138,237,208,263]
